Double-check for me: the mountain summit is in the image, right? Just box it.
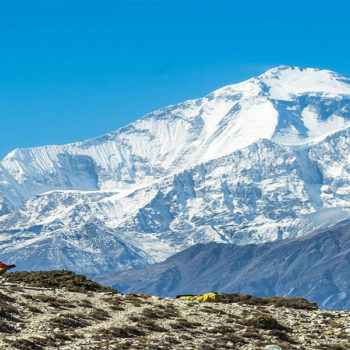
[1,66,350,273]
[2,66,350,210]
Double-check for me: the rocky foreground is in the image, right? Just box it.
[0,271,349,350]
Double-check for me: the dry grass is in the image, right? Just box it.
[93,325,146,340]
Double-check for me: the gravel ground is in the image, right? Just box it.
[0,284,349,349]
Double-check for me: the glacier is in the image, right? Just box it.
[1,65,350,273]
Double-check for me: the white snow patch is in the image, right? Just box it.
[260,66,350,101]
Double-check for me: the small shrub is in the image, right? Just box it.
[51,332,72,342]
[164,335,181,344]
[269,329,295,343]
[247,314,287,331]
[94,326,145,339]
[179,334,192,341]
[0,301,19,320]
[103,296,125,310]
[141,306,178,320]
[26,305,42,313]
[78,299,93,307]
[128,315,141,322]
[205,332,246,348]
[49,314,89,329]
[127,293,151,299]
[169,318,201,330]
[0,320,17,333]
[141,307,164,319]
[87,308,110,320]
[0,291,15,303]
[124,294,148,307]
[110,304,125,311]
[163,305,180,317]
[29,333,75,347]
[330,322,343,328]
[315,345,347,350]
[36,294,57,303]
[3,338,41,350]
[137,318,167,332]
[207,325,235,334]
[29,336,56,347]
[21,293,34,300]
[35,294,74,309]
[201,306,219,314]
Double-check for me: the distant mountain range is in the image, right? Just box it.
[96,222,350,310]
[1,65,350,273]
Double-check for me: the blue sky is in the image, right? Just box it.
[1,1,350,159]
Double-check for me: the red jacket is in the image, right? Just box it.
[0,262,9,269]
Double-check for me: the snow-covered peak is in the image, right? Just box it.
[2,66,350,274]
[259,65,350,100]
[1,66,350,211]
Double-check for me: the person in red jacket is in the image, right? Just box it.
[0,261,16,278]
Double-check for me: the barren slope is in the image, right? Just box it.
[0,272,349,350]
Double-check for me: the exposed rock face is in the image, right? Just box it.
[96,222,350,311]
[2,66,350,273]
[0,278,349,349]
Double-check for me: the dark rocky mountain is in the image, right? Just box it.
[96,222,350,310]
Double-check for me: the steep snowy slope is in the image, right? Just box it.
[1,66,350,211]
[1,65,350,273]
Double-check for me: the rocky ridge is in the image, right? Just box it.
[97,221,350,311]
[0,271,349,350]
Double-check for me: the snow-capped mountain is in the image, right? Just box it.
[1,65,350,273]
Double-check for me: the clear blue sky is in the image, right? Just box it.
[1,1,350,159]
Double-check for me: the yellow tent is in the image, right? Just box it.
[177,292,222,302]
